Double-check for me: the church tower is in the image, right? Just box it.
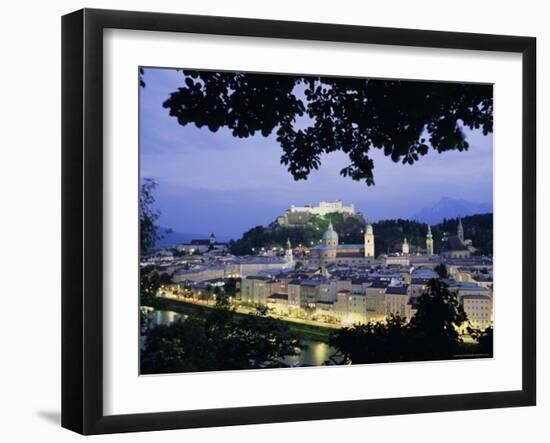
[457,218,464,243]
[284,238,294,268]
[364,223,375,257]
[402,237,410,255]
[426,226,434,256]
[209,232,216,245]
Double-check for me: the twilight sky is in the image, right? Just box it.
[140,68,493,240]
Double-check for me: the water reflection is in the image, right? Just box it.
[144,311,341,368]
[283,340,339,367]
[149,310,182,326]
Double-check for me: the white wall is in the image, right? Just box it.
[0,0,546,441]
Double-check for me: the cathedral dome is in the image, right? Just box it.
[322,222,339,243]
[323,230,338,241]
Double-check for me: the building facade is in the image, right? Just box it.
[309,222,377,267]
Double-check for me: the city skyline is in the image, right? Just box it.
[139,66,494,375]
[140,67,493,239]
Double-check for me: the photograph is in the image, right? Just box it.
[138,67,495,374]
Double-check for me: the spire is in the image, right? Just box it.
[426,226,434,256]
[327,217,333,231]
[402,237,410,255]
[284,238,294,269]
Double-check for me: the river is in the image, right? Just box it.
[283,340,339,367]
[146,310,339,367]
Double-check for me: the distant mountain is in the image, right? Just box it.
[155,227,230,248]
[411,197,492,225]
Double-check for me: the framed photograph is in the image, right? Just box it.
[62,8,536,435]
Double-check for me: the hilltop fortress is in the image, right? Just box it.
[276,200,361,226]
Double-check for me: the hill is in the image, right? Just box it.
[155,227,230,248]
[228,213,493,257]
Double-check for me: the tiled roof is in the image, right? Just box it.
[386,285,409,295]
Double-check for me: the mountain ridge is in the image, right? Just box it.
[155,227,230,247]
[411,197,492,225]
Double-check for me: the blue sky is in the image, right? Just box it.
[140,68,493,239]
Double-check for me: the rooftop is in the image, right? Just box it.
[441,236,469,252]
[386,285,410,295]
[461,294,491,300]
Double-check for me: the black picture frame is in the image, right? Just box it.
[61,8,536,435]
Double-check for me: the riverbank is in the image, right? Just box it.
[147,297,334,343]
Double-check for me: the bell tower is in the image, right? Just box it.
[402,237,410,255]
[426,226,434,256]
[364,223,375,257]
[457,218,464,243]
[285,238,294,268]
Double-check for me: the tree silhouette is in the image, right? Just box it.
[158,70,492,185]
[434,263,449,279]
[140,178,172,254]
[140,178,159,255]
[469,326,494,357]
[329,279,469,364]
[140,266,173,307]
[409,279,468,360]
[141,298,302,373]
[329,315,412,364]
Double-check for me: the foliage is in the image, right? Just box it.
[371,218,431,255]
[468,326,494,357]
[141,302,302,374]
[409,279,468,360]
[440,214,493,256]
[253,304,270,316]
[329,315,412,364]
[140,179,159,255]
[434,263,449,279]
[140,265,173,307]
[140,179,172,255]
[229,212,365,255]
[223,277,239,297]
[228,213,493,256]
[329,279,468,364]
[161,71,492,185]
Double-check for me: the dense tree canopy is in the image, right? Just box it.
[410,279,468,360]
[228,213,493,256]
[228,212,366,255]
[141,293,302,373]
[160,70,493,185]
